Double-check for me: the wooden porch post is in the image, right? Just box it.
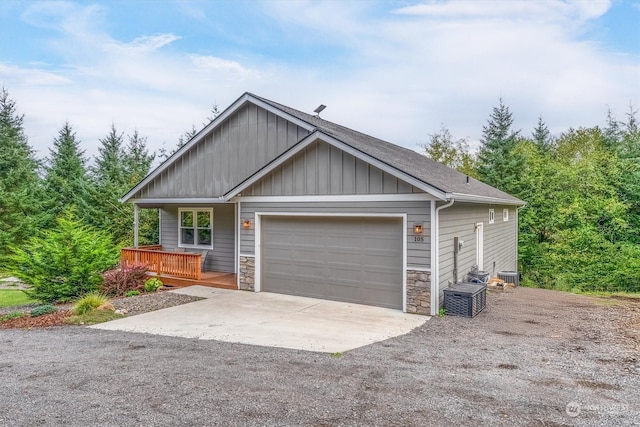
[133,203,139,248]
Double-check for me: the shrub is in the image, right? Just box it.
[125,290,140,297]
[144,277,163,293]
[5,213,118,303]
[72,293,109,315]
[0,311,25,321]
[30,304,57,317]
[100,263,148,296]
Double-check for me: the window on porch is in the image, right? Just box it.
[179,208,213,249]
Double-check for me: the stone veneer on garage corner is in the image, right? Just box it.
[406,270,431,315]
[239,256,255,291]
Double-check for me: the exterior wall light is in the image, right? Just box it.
[242,219,251,229]
[413,223,423,234]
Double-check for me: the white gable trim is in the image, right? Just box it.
[120,93,315,203]
[233,194,435,203]
[224,131,448,201]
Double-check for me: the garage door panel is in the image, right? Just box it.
[262,216,403,309]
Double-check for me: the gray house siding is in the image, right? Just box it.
[137,103,310,199]
[239,201,431,269]
[160,204,235,273]
[438,202,517,301]
[243,140,423,196]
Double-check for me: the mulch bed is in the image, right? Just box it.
[0,289,202,329]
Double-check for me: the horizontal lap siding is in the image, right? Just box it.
[438,203,517,300]
[243,140,423,196]
[239,201,431,269]
[160,204,235,273]
[137,104,310,199]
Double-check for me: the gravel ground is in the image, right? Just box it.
[0,287,638,427]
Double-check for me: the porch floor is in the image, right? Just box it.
[147,271,237,290]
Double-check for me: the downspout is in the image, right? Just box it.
[431,198,455,315]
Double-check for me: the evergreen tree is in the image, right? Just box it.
[124,130,155,187]
[43,122,90,221]
[0,88,44,254]
[477,98,522,193]
[92,123,126,187]
[531,116,553,152]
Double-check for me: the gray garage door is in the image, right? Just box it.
[261,216,403,309]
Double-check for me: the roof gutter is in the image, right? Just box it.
[447,192,525,206]
[431,198,455,315]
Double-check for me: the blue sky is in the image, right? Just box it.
[1,0,639,160]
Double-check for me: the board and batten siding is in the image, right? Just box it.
[239,201,431,269]
[243,140,423,196]
[160,204,235,273]
[438,203,517,298]
[137,103,310,199]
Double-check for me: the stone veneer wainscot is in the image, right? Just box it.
[406,270,431,315]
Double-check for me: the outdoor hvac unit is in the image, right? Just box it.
[443,283,487,318]
[497,270,521,287]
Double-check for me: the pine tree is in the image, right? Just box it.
[124,130,155,187]
[43,122,90,220]
[0,88,44,255]
[92,123,126,187]
[532,116,553,152]
[477,98,522,193]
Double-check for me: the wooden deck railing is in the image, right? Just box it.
[120,245,202,280]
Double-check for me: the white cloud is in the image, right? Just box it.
[2,0,638,165]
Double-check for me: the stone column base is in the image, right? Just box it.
[406,270,431,315]
[239,256,255,291]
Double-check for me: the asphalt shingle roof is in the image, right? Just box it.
[252,94,523,204]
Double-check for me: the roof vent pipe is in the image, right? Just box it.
[466,175,469,184]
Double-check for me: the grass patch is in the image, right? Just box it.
[0,289,37,308]
[65,310,124,325]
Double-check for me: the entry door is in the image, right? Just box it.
[476,222,484,270]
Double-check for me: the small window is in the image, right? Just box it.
[178,208,213,249]
[503,208,509,222]
[489,209,495,224]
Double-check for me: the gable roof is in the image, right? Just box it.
[244,94,524,205]
[122,92,524,205]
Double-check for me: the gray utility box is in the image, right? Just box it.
[497,270,520,286]
[444,283,487,318]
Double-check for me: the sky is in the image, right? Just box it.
[1,0,639,163]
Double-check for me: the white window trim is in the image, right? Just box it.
[503,208,509,222]
[178,208,214,249]
[489,209,495,224]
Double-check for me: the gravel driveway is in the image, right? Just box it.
[1,287,638,427]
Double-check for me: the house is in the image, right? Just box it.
[121,93,525,316]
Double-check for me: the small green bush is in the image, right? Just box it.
[30,304,58,317]
[6,213,118,303]
[125,290,141,297]
[144,278,163,293]
[0,311,25,321]
[72,293,109,315]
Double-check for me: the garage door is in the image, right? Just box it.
[261,216,403,309]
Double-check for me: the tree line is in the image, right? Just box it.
[1,87,638,293]
[425,99,640,292]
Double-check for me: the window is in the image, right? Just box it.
[489,209,495,224]
[503,208,509,222]
[178,208,213,248]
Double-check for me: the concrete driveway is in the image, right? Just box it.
[91,286,428,353]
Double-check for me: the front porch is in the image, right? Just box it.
[121,245,237,289]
